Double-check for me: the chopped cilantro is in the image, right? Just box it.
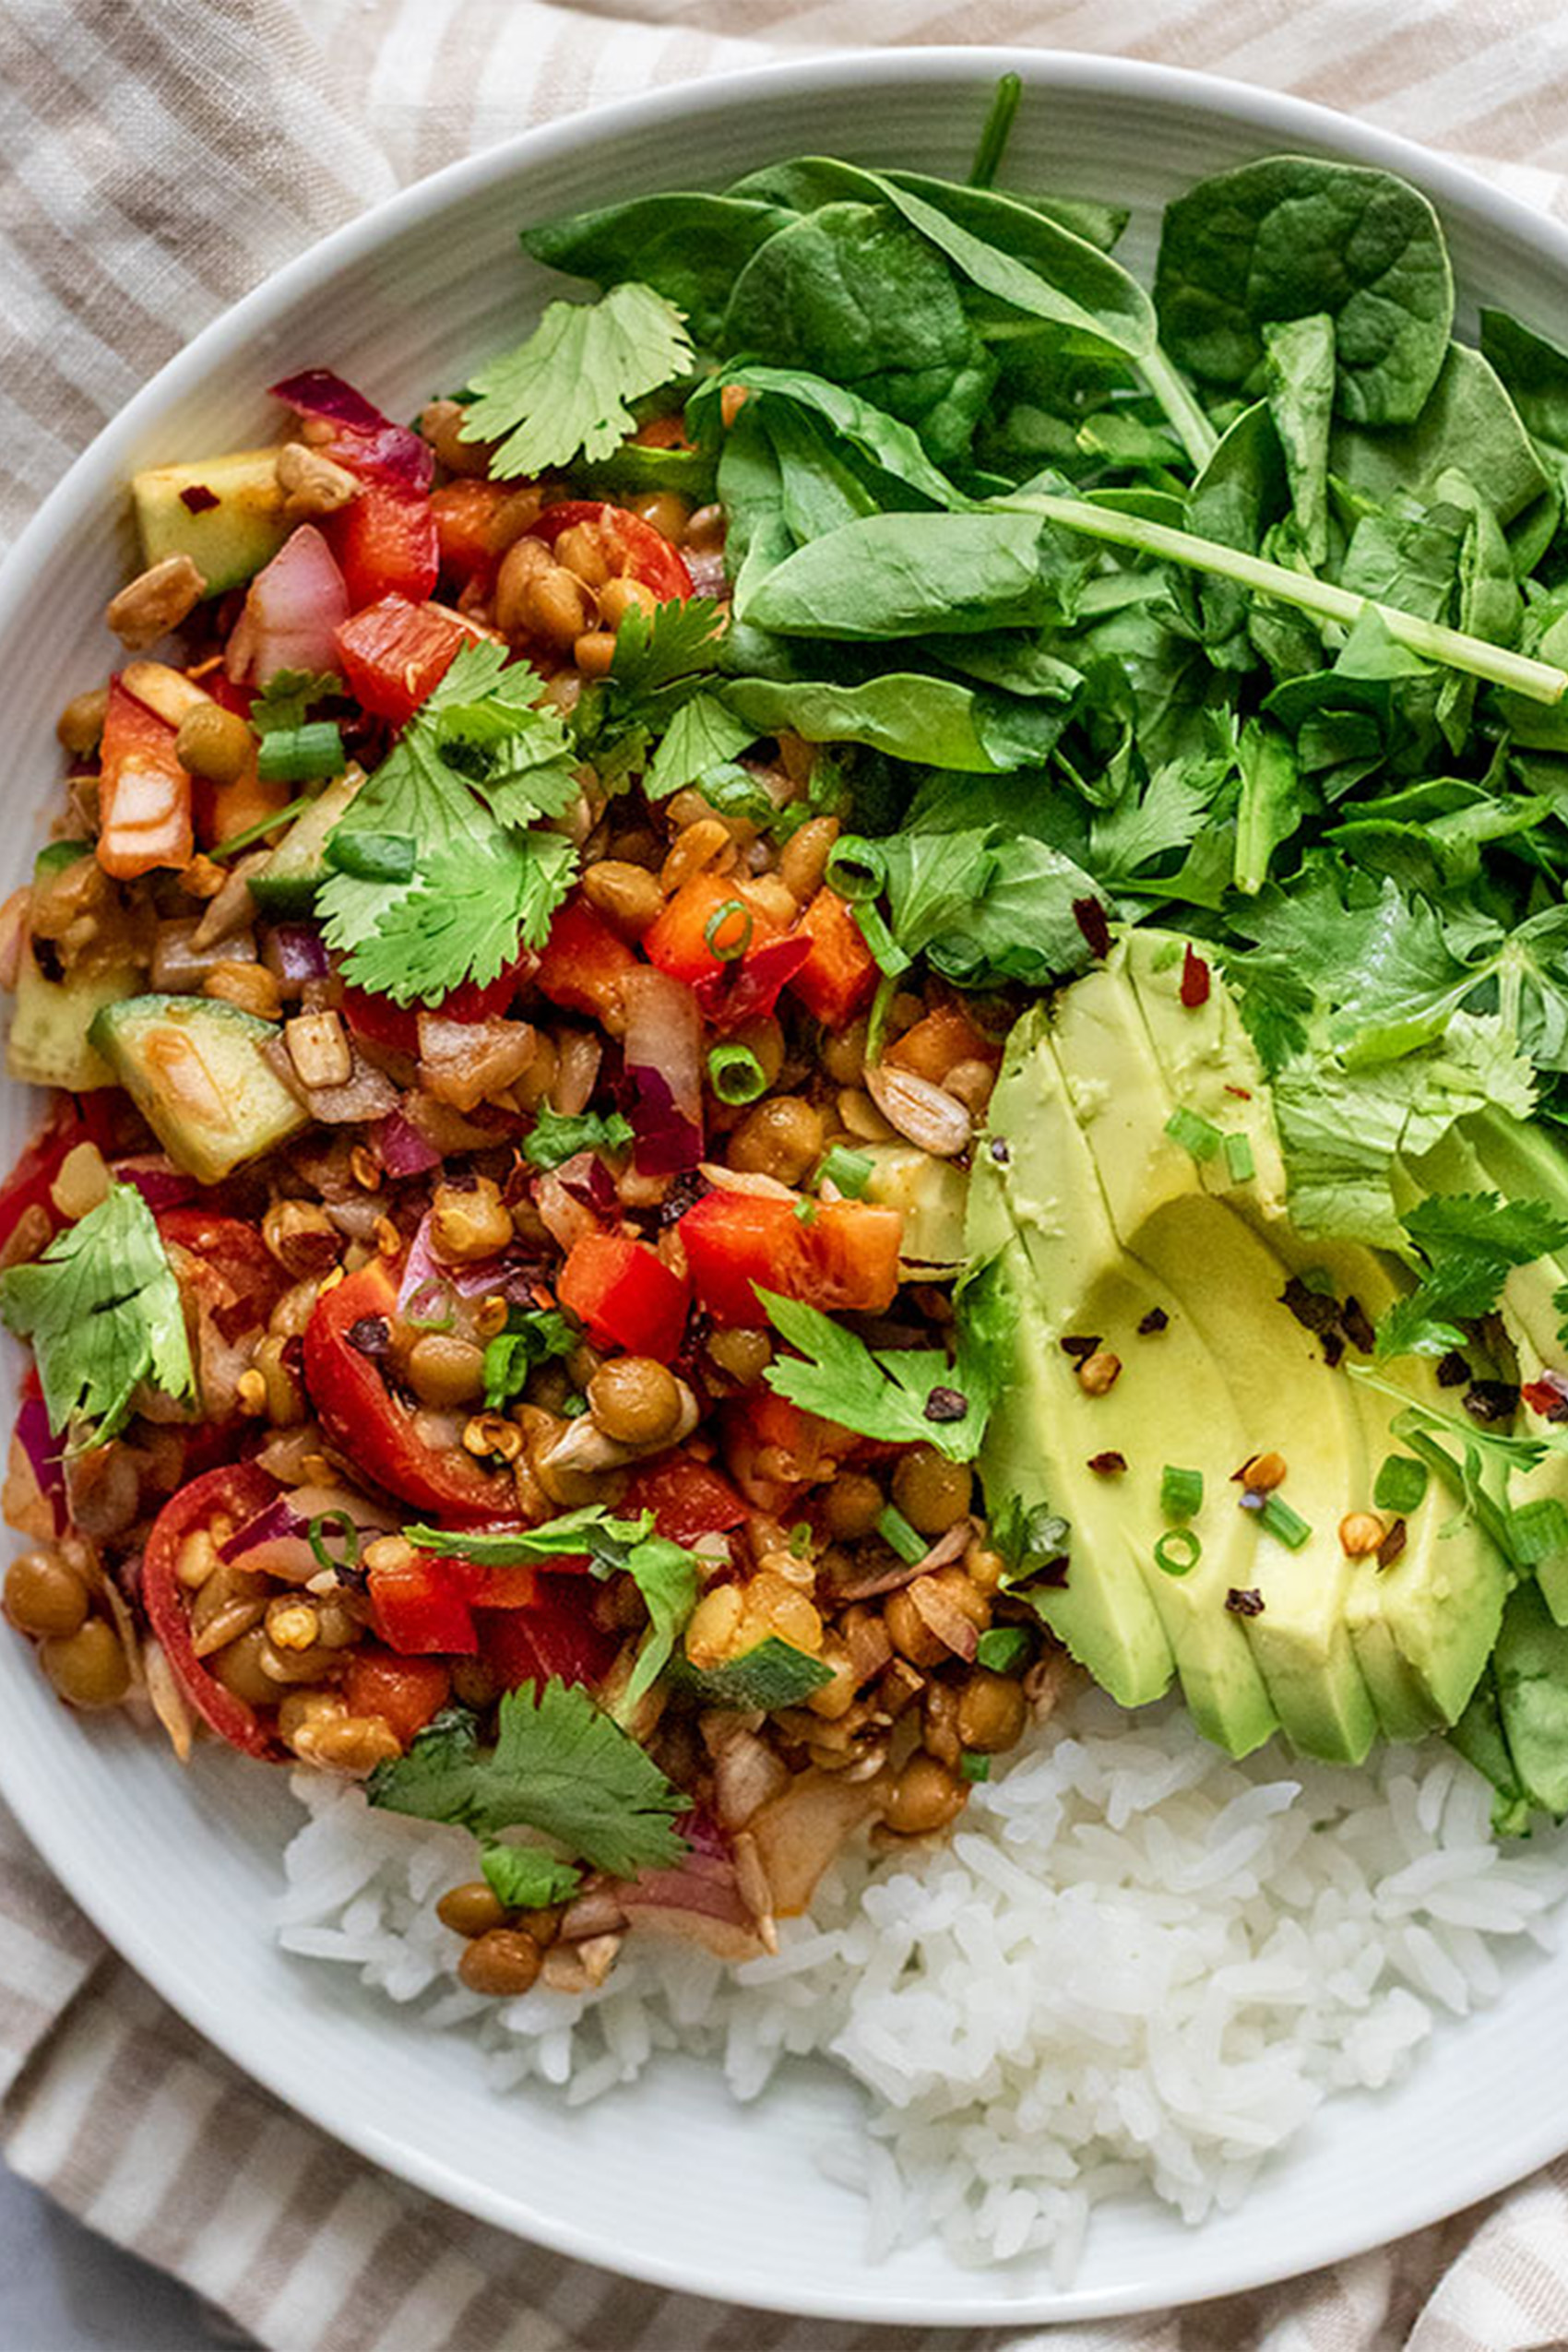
[521,1103,635,1171]
[1375,1192,1568,1362]
[672,1637,834,1712]
[247,667,340,737]
[481,1843,583,1910]
[366,1681,689,1876]
[0,1183,194,1448]
[460,283,694,479]
[481,1308,576,1410]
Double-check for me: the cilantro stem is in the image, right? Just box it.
[967,72,1022,190]
[1138,347,1218,470]
[1004,493,1568,705]
[210,793,313,861]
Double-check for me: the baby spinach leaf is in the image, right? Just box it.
[1265,313,1335,564]
[1331,342,1550,528]
[723,673,1010,771]
[744,509,1074,639]
[1480,307,1568,487]
[688,364,965,512]
[521,192,795,345]
[1154,155,1454,425]
[1233,719,1304,895]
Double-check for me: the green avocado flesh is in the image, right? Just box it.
[972,935,1511,1767]
[89,993,308,1182]
[132,447,290,596]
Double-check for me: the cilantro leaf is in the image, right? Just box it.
[461,284,695,480]
[1375,1191,1568,1360]
[644,694,757,801]
[609,598,726,697]
[366,1681,689,1876]
[570,598,729,784]
[481,1844,583,1909]
[521,1103,635,1171]
[481,1309,576,1410]
[673,1638,834,1711]
[406,1505,645,1565]
[247,668,340,736]
[1088,756,1221,882]
[319,643,579,1004]
[757,1257,1012,1462]
[0,1183,194,1448]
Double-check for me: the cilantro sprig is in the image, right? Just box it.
[0,1183,194,1449]
[318,642,579,1004]
[1375,1192,1568,1361]
[521,1103,634,1171]
[366,1680,689,1877]
[247,667,340,737]
[460,283,694,479]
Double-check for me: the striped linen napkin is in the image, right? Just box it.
[6,4,1568,2346]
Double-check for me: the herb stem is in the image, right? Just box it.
[967,72,1023,190]
[1138,346,1218,471]
[1005,492,1568,706]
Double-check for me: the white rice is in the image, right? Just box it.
[274,1687,1568,2273]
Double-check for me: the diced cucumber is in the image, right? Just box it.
[7,842,139,1090]
[132,448,289,596]
[89,994,307,1182]
[250,773,363,918]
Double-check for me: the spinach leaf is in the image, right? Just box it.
[521,192,794,345]
[723,672,1010,772]
[1154,156,1454,424]
[744,509,1075,639]
[1331,341,1550,528]
[1265,313,1335,564]
[688,365,964,511]
[1233,719,1304,895]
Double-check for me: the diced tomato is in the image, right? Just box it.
[97,675,193,879]
[644,873,780,989]
[141,1463,285,1758]
[885,1003,1000,1081]
[0,1097,120,1253]
[451,1556,541,1610]
[698,932,813,1033]
[430,480,513,587]
[157,1209,286,1342]
[720,1392,852,1514]
[533,897,639,1028]
[368,1545,478,1656]
[481,1574,619,1691]
[302,1256,522,1525]
[558,1232,691,1360]
[527,502,694,602]
[787,888,879,1028]
[678,1190,903,1327]
[621,1452,749,1545]
[328,484,439,611]
[335,594,466,725]
[340,951,533,1055]
[343,1649,451,1746]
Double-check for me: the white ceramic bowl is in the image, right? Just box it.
[6,49,1568,2327]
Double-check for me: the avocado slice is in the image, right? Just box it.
[1492,1581,1568,1816]
[7,843,139,1091]
[132,447,289,596]
[1121,927,1288,1219]
[89,993,307,1182]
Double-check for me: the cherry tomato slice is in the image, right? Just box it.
[141,1461,285,1759]
[678,1191,902,1327]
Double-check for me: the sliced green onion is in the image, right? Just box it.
[967,69,1022,189]
[1154,1527,1202,1577]
[209,791,313,861]
[1160,1465,1204,1522]
[403,1276,456,1333]
[851,900,911,979]
[1373,1454,1430,1514]
[817,1145,873,1199]
[792,1198,819,1227]
[789,1521,814,1558]
[1223,1132,1255,1184]
[328,829,418,884]
[1258,1492,1313,1550]
[866,969,898,1064]
[1509,1497,1568,1564]
[877,1504,927,1565]
[707,1042,766,1104]
[256,719,346,784]
[561,1392,588,1419]
[307,1508,361,1575]
[1165,1107,1222,1161]
[825,837,885,904]
[704,898,753,962]
[959,1751,992,1783]
[976,1625,1030,1673]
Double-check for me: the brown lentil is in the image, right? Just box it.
[56,685,110,756]
[822,1472,885,1542]
[956,1668,1029,1754]
[458,1928,543,1997]
[891,1446,973,1538]
[174,701,254,784]
[4,1550,89,1639]
[706,1326,773,1384]
[587,1356,683,1447]
[407,1333,487,1408]
[884,1753,967,1837]
[885,1586,947,1669]
[430,1177,513,1262]
[436,1881,509,1939]
[40,1618,130,1709]
[728,1097,824,1187]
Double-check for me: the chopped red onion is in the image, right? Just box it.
[375,1110,444,1179]
[15,1395,66,1534]
[398,1208,511,1310]
[683,549,730,601]
[220,1493,303,1563]
[111,1155,197,1210]
[228,524,350,685]
[267,924,330,982]
[270,368,434,495]
[623,968,704,1176]
[554,1149,617,1214]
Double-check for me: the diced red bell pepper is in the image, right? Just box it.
[328,484,439,611]
[97,675,193,879]
[368,1546,478,1656]
[621,1452,749,1545]
[335,594,467,726]
[678,1189,903,1327]
[558,1232,691,1360]
[157,1209,286,1343]
[430,480,515,588]
[885,1002,1000,1081]
[343,1649,452,1746]
[644,873,777,988]
[0,1096,120,1253]
[698,932,813,1033]
[527,502,694,602]
[533,897,639,1028]
[720,1392,852,1514]
[340,951,534,1056]
[302,1256,523,1525]
[142,1463,286,1759]
[480,1574,620,1691]
[787,888,879,1028]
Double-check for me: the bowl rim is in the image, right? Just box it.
[6,43,1568,2325]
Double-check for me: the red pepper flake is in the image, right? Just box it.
[1136,1306,1170,1336]
[1224,1084,1253,1100]
[179,482,220,513]
[1376,1517,1408,1571]
[1179,944,1210,1009]
[1340,1296,1375,1355]
[1524,1376,1568,1424]
[1072,897,1111,958]
[1225,1587,1265,1616]
[1435,1350,1471,1388]
[1464,1380,1519,1425]
[1087,1451,1127,1476]
[1059,1333,1101,1361]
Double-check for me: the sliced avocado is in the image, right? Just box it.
[250,772,362,918]
[7,843,138,1091]
[132,447,289,596]
[1492,1581,1568,1816]
[89,993,307,1182]
[861,1142,967,1273]
[1121,927,1288,1218]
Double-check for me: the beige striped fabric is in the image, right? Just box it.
[8,3,1568,2346]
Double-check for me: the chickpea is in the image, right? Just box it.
[458,1928,542,1997]
[5,1549,89,1639]
[729,1015,785,1089]
[527,565,597,648]
[209,1624,279,1706]
[437,1881,509,1939]
[573,630,618,679]
[581,859,663,938]
[493,536,552,638]
[892,1446,974,1538]
[885,1587,946,1669]
[586,1356,683,1447]
[822,1471,885,1541]
[429,1177,513,1263]
[956,1668,1028,1754]
[884,1753,967,1836]
[728,1097,824,1187]
[821,1019,869,1087]
[418,398,492,477]
[40,1619,129,1709]
[174,701,254,784]
[56,685,109,756]
[600,576,658,630]
[407,1333,487,1408]
[554,521,612,587]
